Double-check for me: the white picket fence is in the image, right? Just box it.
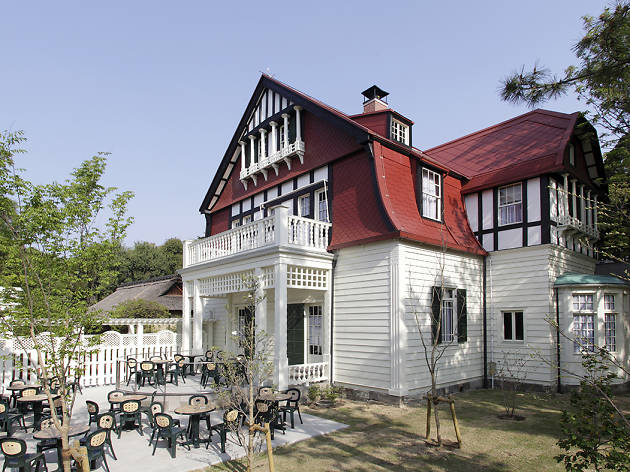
[0,330,180,389]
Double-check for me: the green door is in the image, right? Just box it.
[287,303,304,365]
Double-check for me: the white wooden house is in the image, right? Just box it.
[178,76,628,398]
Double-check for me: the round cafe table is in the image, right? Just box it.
[17,393,59,431]
[257,392,291,432]
[33,423,90,472]
[174,403,215,448]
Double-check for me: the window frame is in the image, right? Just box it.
[441,288,456,343]
[498,182,523,226]
[391,118,409,145]
[307,305,323,357]
[298,194,311,218]
[314,189,329,222]
[502,310,524,342]
[572,292,595,353]
[604,293,617,352]
[421,168,442,222]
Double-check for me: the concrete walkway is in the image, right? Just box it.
[7,383,347,471]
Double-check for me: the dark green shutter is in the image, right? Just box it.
[289,111,297,142]
[287,304,304,365]
[457,289,467,343]
[431,286,442,344]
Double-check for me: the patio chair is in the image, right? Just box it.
[17,387,38,415]
[280,388,303,428]
[48,378,60,395]
[166,358,186,386]
[200,363,218,387]
[188,395,211,431]
[8,380,25,409]
[257,386,273,396]
[204,349,214,361]
[0,401,26,436]
[151,413,188,459]
[117,400,143,438]
[208,409,240,453]
[254,400,279,440]
[83,412,118,461]
[83,429,110,472]
[147,402,180,446]
[0,437,48,472]
[126,357,139,386]
[35,418,58,455]
[107,390,124,413]
[86,401,100,426]
[139,361,156,387]
[41,396,63,421]
[149,355,162,362]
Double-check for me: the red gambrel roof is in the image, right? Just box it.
[425,109,578,194]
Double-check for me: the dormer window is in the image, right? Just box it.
[391,118,409,145]
[422,168,441,221]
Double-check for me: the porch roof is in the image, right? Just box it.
[554,272,629,287]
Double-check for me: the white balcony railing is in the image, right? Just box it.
[184,206,331,267]
[240,140,305,181]
[557,214,600,240]
[288,362,328,385]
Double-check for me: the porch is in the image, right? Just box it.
[180,205,334,390]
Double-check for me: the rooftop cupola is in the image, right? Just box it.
[362,85,389,113]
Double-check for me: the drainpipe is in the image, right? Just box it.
[555,288,562,394]
[329,255,337,384]
[483,257,488,388]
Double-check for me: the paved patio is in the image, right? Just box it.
[4,378,347,471]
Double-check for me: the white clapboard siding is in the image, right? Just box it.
[488,244,596,386]
[402,242,484,392]
[333,241,392,391]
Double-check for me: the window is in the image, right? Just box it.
[498,183,522,225]
[242,215,252,225]
[237,307,254,355]
[569,144,575,166]
[503,311,524,341]
[308,305,323,356]
[604,294,616,352]
[232,219,241,229]
[573,293,594,311]
[572,293,595,352]
[391,118,409,145]
[315,189,329,222]
[441,289,455,342]
[298,194,311,217]
[422,168,441,221]
[573,314,595,353]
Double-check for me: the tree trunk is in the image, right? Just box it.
[247,358,254,471]
[433,397,442,446]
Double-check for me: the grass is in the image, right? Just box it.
[204,389,630,472]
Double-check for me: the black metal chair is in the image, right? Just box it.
[117,400,143,438]
[107,390,124,413]
[139,361,156,387]
[0,400,26,436]
[86,400,100,426]
[126,358,139,386]
[35,418,58,455]
[83,429,110,472]
[208,409,240,453]
[280,388,303,428]
[8,380,25,409]
[152,413,188,459]
[188,395,211,432]
[0,437,48,471]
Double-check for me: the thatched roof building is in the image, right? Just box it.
[91,274,182,316]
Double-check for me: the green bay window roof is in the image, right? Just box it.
[554,273,629,287]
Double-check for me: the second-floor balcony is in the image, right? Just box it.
[183,206,331,268]
[557,214,600,240]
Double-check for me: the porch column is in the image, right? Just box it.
[249,135,256,164]
[580,184,586,223]
[182,281,192,354]
[281,113,289,148]
[274,263,288,390]
[254,268,267,349]
[571,179,577,219]
[239,141,247,171]
[193,280,203,353]
[586,190,592,228]
[594,195,598,227]
[562,174,569,218]
[128,324,135,335]
[294,106,302,142]
[137,324,144,359]
[259,129,267,161]
[323,272,332,382]
[269,121,277,155]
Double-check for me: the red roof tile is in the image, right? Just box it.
[425,109,578,193]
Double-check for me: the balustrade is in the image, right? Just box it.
[288,362,328,385]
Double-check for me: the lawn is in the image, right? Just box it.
[204,388,630,472]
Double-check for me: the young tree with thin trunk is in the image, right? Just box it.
[0,130,133,472]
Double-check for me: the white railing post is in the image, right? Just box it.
[183,240,191,267]
[275,206,289,246]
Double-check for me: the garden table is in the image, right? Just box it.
[33,423,90,471]
[257,392,291,433]
[17,393,59,430]
[174,402,215,448]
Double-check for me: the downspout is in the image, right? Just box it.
[555,287,562,394]
[330,255,337,384]
[483,256,488,388]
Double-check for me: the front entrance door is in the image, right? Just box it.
[287,303,304,365]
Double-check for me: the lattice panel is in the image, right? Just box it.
[158,331,175,344]
[261,267,274,289]
[102,332,122,347]
[287,266,328,290]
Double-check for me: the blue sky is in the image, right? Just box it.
[0,1,610,245]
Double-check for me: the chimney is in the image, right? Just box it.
[361,85,389,113]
